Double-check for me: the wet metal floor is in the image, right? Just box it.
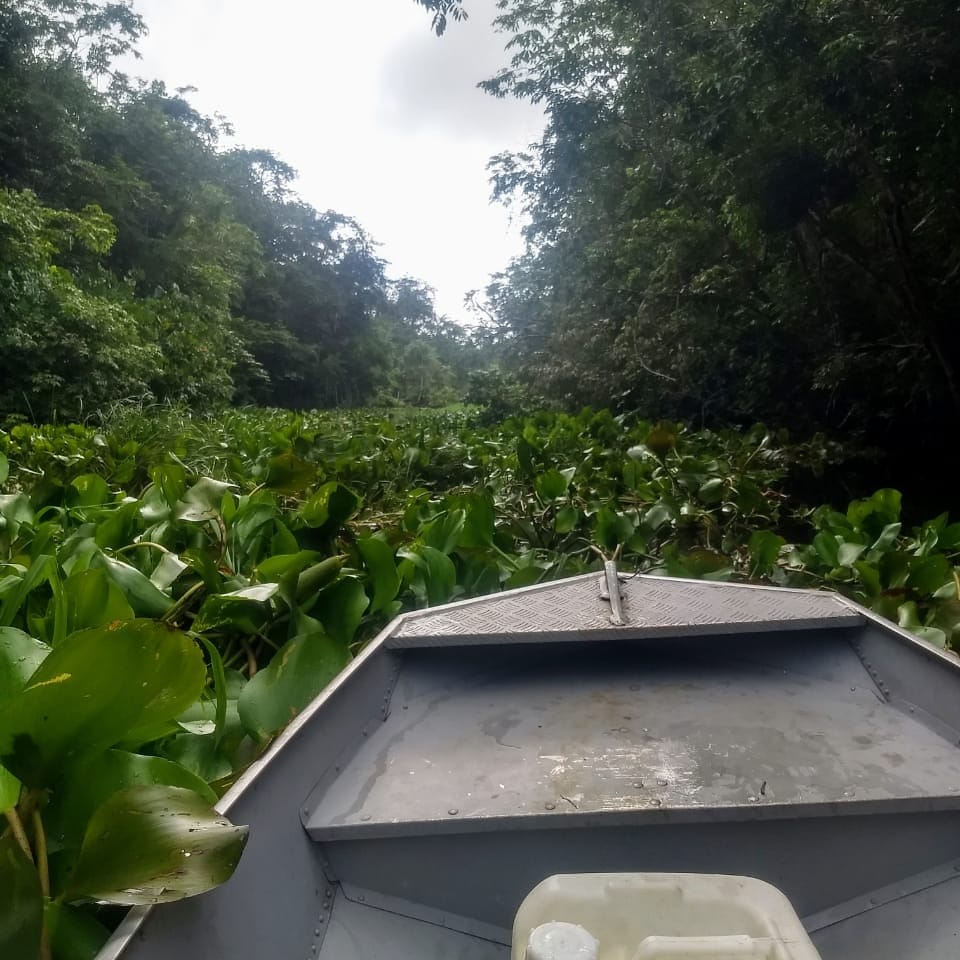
[308,636,960,840]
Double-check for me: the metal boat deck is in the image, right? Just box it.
[99,574,960,960]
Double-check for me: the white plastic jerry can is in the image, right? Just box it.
[512,874,823,960]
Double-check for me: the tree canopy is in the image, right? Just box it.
[414,0,468,34]
[480,0,960,463]
[0,0,479,421]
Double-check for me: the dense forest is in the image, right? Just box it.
[475,0,959,500]
[0,0,482,421]
[3,3,960,957]
[2,0,958,505]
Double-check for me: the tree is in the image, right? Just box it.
[413,0,468,35]
[0,188,160,419]
[0,0,477,418]
[481,0,960,451]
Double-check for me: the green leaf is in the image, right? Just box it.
[64,785,248,905]
[0,626,50,700]
[848,489,901,533]
[400,545,457,606]
[0,555,57,627]
[67,474,110,508]
[517,436,535,476]
[313,578,370,646]
[239,623,349,740]
[421,510,466,554]
[358,537,401,614]
[646,424,677,458]
[535,469,569,501]
[853,560,883,596]
[256,551,320,583]
[458,492,495,548]
[159,734,233,783]
[681,549,732,578]
[63,568,135,634]
[644,502,674,530]
[150,552,188,591]
[44,750,218,855]
[0,834,42,960]
[174,477,236,523]
[594,506,635,551]
[870,523,902,552]
[837,542,867,568]
[0,765,20,810]
[812,532,840,567]
[555,506,580,534]
[263,453,316,494]
[295,557,344,604]
[0,620,206,787]
[907,554,952,595]
[44,901,110,960]
[0,493,34,539]
[698,477,725,504]
[505,565,546,589]
[193,584,279,634]
[938,523,960,551]
[749,530,786,571]
[90,553,171,619]
[301,482,360,530]
[0,452,8,486]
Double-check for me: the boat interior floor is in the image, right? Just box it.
[306,628,960,959]
[107,609,960,960]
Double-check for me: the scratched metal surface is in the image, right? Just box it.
[307,639,960,840]
[389,574,860,647]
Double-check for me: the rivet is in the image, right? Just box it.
[314,929,321,936]
[544,802,556,811]
[360,814,371,822]
[657,779,669,787]
[324,889,332,899]
[357,895,365,903]
[448,808,459,816]
[651,799,662,807]
[633,781,644,789]
[302,808,309,816]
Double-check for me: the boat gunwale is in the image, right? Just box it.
[95,575,960,960]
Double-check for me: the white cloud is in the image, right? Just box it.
[126,0,543,322]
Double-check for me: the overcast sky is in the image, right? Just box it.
[126,0,543,323]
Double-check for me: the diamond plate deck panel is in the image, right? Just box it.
[388,575,860,648]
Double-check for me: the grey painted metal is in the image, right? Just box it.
[809,860,960,959]
[307,633,960,840]
[802,856,960,932]
[388,573,861,647]
[320,811,960,935]
[320,888,508,960]
[96,573,960,960]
